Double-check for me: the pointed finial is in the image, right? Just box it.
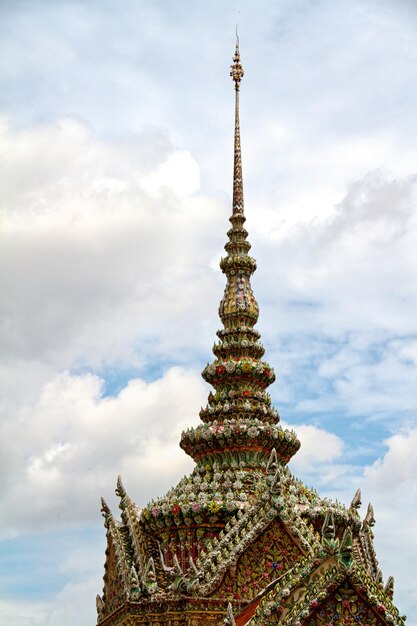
[100,497,112,528]
[270,468,281,494]
[364,502,375,528]
[158,542,176,575]
[230,35,244,90]
[189,554,198,576]
[96,594,104,618]
[235,25,240,55]
[340,528,353,567]
[224,602,237,626]
[130,565,140,591]
[143,557,158,595]
[322,511,336,540]
[266,448,278,472]
[229,38,245,219]
[115,474,126,499]
[100,496,111,517]
[350,488,362,511]
[385,575,394,599]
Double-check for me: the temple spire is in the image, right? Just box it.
[179,40,301,470]
[230,37,244,216]
[219,41,258,330]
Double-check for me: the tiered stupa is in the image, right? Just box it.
[96,42,406,626]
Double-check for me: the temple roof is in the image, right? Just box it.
[98,458,402,624]
[96,41,405,626]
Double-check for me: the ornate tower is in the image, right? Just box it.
[180,37,300,496]
[96,42,406,626]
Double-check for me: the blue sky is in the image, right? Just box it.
[1,1,417,624]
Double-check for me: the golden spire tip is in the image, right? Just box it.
[230,34,244,90]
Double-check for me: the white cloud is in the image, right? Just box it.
[0,600,49,626]
[0,367,205,536]
[287,423,344,475]
[43,579,99,626]
[0,578,99,626]
[140,150,200,197]
[0,117,223,373]
[289,336,417,418]
[257,169,417,326]
[256,170,417,425]
[365,428,417,492]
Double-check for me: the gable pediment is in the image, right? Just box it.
[214,516,304,601]
[251,557,405,626]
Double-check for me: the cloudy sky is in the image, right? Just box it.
[1,0,417,624]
